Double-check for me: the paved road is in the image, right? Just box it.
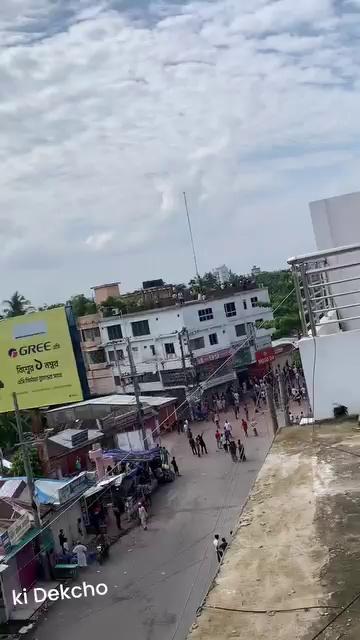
[30,410,272,640]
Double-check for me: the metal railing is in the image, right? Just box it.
[288,243,360,335]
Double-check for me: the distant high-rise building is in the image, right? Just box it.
[251,265,261,277]
[213,265,230,285]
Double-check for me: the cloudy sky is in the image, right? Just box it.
[1,0,360,305]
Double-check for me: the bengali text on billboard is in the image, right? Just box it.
[0,308,83,413]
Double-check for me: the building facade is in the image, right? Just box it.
[88,287,273,395]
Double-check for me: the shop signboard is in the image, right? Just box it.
[195,348,233,366]
[58,472,89,505]
[8,512,32,546]
[256,347,275,366]
[0,308,83,413]
[161,369,195,387]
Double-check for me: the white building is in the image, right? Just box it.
[97,287,273,394]
[212,265,231,285]
[289,191,360,420]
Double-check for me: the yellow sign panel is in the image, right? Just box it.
[0,308,83,413]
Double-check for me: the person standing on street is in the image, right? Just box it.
[241,418,249,437]
[224,420,232,441]
[219,537,228,554]
[229,439,237,462]
[184,419,189,435]
[113,505,122,530]
[237,439,246,461]
[244,403,249,421]
[250,418,258,436]
[189,435,197,455]
[215,429,221,449]
[171,456,181,476]
[195,435,202,457]
[198,433,208,454]
[73,541,88,567]
[213,534,222,562]
[222,434,229,453]
[138,503,148,530]
[59,529,67,554]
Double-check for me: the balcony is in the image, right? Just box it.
[288,243,360,421]
[288,243,360,335]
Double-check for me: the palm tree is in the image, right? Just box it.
[3,291,34,317]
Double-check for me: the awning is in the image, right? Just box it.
[3,527,42,562]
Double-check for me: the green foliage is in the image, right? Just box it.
[12,447,43,478]
[3,291,34,317]
[38,303,64,311]
[0,413,31,451]
[100,296,129,317]
[255,270,301,339]
[68,294,97,318]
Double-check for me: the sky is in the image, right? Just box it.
[1,0,360,305]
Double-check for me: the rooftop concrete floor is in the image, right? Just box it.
[189,420,360,640]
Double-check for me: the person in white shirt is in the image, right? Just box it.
[213,534,222,561]
[73,542,88,567]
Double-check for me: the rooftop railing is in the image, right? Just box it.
[288,243,360,336]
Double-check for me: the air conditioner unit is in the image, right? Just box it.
[111,308,118,315]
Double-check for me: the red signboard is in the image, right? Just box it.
[195,348,233,366]
[256,347,275,366]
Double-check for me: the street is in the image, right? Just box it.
[30,410,273,640]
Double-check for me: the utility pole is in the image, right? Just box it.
[266,383,279,436]
[13,393,41,528]
[112,341,123,389]
[183,192,202,293]
[125,339,149,450]
[278,371,291,427]
[178,329,192,420]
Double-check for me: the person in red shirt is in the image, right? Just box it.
[215,429,221,449]
[241,418,249,437]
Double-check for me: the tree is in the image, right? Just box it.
[3,291,34,317]
[12,447,43,478]
[68,294,97,318]
[255,270,301,339]
[100,296,129,317]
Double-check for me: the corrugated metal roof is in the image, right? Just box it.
[46,394,177,412]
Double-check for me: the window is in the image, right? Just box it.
[150,345,156,356]
[198,308,213,322]
[235,324,246,337]
[251,296,258,308]
[107,324,123,341]
[189,336,205,351]
[87,349,106,365]
[114,376,121,386]
[108,349,124,362]
[243,300,247,310]
[165,342,175,355]
[209,333,218,346]
[81,327,100,342]
[131,320,150,337]
[132,346,139,352]
[224,302,236,318]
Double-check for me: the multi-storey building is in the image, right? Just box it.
[84,285,273,397]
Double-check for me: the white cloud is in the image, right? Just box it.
[84,231,114,250]
[1,0,360,302]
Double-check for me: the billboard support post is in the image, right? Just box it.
[13,392,41,529]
